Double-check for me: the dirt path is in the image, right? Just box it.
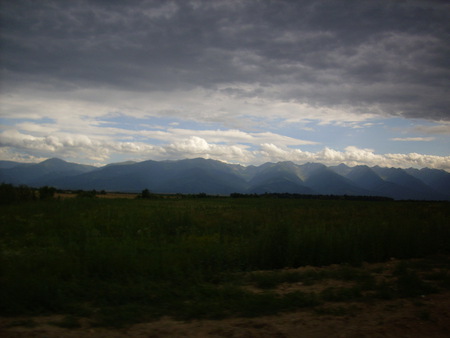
[2,291,450,338]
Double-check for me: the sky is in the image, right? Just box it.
[1,0,450,170]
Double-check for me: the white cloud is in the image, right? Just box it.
[2,128,449,171]
[168,136,211,153]
[0,84,379,134]
[253,144,450,171]
[164,136,252,163]
[391,137,435,142]
[152,128,318,147]
[0,147,47,164]
[0,129,109,162]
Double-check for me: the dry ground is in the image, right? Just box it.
[1,293,450,337]
[2,258,450,338]
[55,192,138,199]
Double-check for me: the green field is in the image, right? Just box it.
[1,196,450,327]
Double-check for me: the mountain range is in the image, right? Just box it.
[1,157,449,200]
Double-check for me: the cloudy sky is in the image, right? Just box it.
[1,0,450,170]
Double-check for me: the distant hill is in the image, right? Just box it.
[0,158,97,187]
[1,157,449,200]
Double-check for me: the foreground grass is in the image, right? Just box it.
[1,197,449,326]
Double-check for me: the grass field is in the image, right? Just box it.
[1,196,449,327]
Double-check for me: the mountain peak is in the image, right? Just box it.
[41,158,66,164]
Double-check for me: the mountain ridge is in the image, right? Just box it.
[1,158,449,200]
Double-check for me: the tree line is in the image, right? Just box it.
[1,183,394,204]
[0,183,56,204]
[0,183,109,204]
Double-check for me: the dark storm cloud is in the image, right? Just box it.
[1,0,449,120]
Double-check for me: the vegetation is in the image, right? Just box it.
[0,192,449,327]
[0,183,36,204]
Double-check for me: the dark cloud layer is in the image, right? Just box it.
[1,0,450,120]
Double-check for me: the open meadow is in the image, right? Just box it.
[1,195,450,336]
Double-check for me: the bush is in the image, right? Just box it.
[38,186,56,200]
[76,190,97,198]
[0,183,36,204]
[138,189,159,199]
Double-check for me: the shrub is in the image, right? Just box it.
[38,186,56,200]
[0,183,36,204]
